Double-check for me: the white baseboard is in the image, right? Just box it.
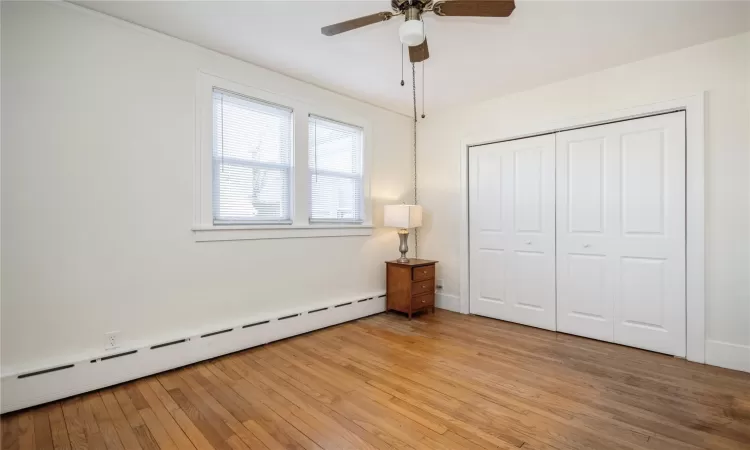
[705,339,750,373]
[436,292,461,312]
[0,293,385,414]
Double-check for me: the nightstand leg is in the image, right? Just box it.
[408,311,412,320]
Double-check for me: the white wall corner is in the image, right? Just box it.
[436,293,461,313]
[705,340,750,373]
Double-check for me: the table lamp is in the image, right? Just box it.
[384,204,423,263]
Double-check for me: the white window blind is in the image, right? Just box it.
[212,89,292,225]
[308,115,364,223]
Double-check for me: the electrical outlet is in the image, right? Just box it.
[436,279,444,290]
[105,331,120,351]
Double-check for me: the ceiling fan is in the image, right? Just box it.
[321,0,516,63]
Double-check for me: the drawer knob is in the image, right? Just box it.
[422,285,426,288]
[422,299,426,303]
[423,270,427,274]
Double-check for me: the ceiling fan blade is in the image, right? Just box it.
[321,12,394,36]
[432,0,515,17]
[409,39,429,63]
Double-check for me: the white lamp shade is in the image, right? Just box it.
[384,204,423,229]
[398,20,425,47]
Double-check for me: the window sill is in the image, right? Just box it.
[192,224,373,242]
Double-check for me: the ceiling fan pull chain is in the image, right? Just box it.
[421,62,426,119]
[421,18,426,119]
[412,62,418,258]
[412,62,417,123]
[400,44,405,86]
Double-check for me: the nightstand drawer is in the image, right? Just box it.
[412,293,434,309]
[412,279,434,296]
[412,265,435,281]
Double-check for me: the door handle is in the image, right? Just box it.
[583,243,590,248]
[525,241,532,245]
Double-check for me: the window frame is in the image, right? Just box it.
[211,88,294,226]
[308,114,365,225]
[194,72,373,242]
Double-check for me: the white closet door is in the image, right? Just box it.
[469,135,556,330]
[556,112,686,356]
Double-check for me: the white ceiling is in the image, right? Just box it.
[76,1,750,116]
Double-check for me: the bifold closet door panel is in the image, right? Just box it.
[555,125,616,342]
[556,112,686,356]
[469,135,556,331]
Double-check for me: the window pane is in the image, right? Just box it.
[212,88,292,223]
[309,174,362,222]
[308,115,364,223]
[308,116,362,174]
[213,164,289,223]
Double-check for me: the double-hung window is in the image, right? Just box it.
[212,88,293,225]
[308,115,364,224]
[195,73,371,241]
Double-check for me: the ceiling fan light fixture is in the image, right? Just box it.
[399,19,425,46]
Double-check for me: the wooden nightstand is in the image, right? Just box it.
[385,259,438,319]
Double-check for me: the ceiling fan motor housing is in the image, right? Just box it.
[404,6,421,20]
[391,0,428,14]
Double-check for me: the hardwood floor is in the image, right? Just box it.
[2,310,750,450]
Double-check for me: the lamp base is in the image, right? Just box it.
[397,228,410,263]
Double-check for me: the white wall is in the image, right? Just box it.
[419,32,750,370]
[0,2,412,373]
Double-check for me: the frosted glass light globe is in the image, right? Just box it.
[399,20,425,46]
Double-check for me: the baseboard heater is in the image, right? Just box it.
[0,293,385,413]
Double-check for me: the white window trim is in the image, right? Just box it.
[193,71,373,241]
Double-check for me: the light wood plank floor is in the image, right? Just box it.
[2,310,750,449]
